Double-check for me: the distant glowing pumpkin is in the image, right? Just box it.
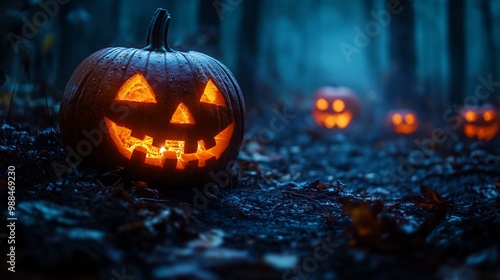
[312,87,360,129]
[459,104,499,141]
[385,109,419,135]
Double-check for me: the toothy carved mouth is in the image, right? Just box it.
[464,124,499,141]
[313,112,352,129]
[393,125,417,134]
[105,118,235,169]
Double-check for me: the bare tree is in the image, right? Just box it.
[384,0,417,108]
[236,0,260,107]
[448,0,465,106]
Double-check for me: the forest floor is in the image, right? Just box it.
[1,107,500,280]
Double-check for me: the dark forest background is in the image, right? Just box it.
[1,2,500,279]
[0,0,499,126]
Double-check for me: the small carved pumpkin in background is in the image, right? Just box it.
[459,104,499,141]
[312,86,360,129]
[385,109,419,135]
[59,9,245,185]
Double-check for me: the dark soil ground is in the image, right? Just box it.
[1,105,499,280]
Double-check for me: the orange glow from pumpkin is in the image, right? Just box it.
[464,124,499,141]
[200,79,226,105]
[105,118,235,169]
[316,98,328,111]
[461,107,499,141]
[405,114,415,124]
[116,72,157,103]
[394,125,417,134]
[170,103,195,124]
[324,116,335,128]
[332,99,345,112]
[392,114,402,125]
[314,112,352,129]
[483,111,495,121]
[464,111,477,122]
[389,112,418,135]
[106,73,234,170]
[312,87,360,130]
[334,114,351,129]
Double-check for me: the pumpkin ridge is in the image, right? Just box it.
[177,52,207,127]
[206,54,245,138]
[119,49,142,79]
[190,53,228,132]
[158,51,180,123]
[86,48,132,133]
[205,56,244,159]
[61,48,110,143]
[167,52,199,126]
[69,47,121,143]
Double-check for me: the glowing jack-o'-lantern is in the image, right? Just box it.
[459,104,499,141]
[104,73,236,170]
[385,109,419,135]
[60,9,245,185]
[312,87,360,129]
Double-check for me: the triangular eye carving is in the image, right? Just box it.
[117,72,157,103]
[200,79,226,105]
[170,102,195,124]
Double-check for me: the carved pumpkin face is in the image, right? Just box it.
[386,109,418,135]
[60,9,245,185]
[312,87,360,129]
[459,104,499,141]
[104,73,235,170]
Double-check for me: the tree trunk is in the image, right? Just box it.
[384,0,417,108]
[481,0,497,105]
[448,0,465,106]
[197,0,221,57]
[236,0,260,107]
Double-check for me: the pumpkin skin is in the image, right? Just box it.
[385,109,419,135]
[312,86,360,129]
[458,104,499,141]
[60,9,245,185]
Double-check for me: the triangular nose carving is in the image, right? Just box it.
[170,103,195,124]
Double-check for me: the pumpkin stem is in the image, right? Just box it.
[144,8,173,52]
